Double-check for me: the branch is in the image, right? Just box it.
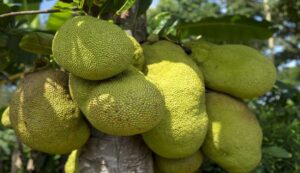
[0,7,80,18]
[0,72,24,85]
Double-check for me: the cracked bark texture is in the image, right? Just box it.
[77,3,153,172]
[78,128,154,173]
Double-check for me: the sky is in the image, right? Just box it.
[151,0,159,8]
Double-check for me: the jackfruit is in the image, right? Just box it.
[52,16,134,80]
[142,41,208,158]
[65,150,80,173]
[9,69,90,154]
[128,35,145,70]
[155,151,203,173]
[69,66,165,136]
[1,107,11,128]
[186,40,277,99]
[203,91,262,173]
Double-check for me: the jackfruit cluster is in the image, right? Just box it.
[69,66,164,136]
[4,15,165,156]
[139,39,273,173]
[3,15,277,173]
[184,40,275,173]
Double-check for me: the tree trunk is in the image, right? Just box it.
[263,0,275,62]
[78,129,154,173]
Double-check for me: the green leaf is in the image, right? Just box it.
[23,2,41,10]
[116,0,136,15]
[5,31,37,65]
[0,139,11,155]
[0,50,10,71]
[263,146,292,158]
[73,0,85,8]
[0,3,12,27]
[148,12,180,40]
[59,0,73,3]
[97,0,125,14]
[19,32,54,55]
[50,1,75,24]
[148,12,172,34]
[0,34,8,47]
[45,11,72,31]
[177,15,275,41]
[30,1,73,31]
[93,0,107,7]
[85,0,94,11]
[12,0,42,3]
[136,0,152,17]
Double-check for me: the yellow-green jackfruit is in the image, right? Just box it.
[1,107,11,128]
[65,150,80,173]
[186,40,277,99]
[52,16,135,80]
[142,41,208,159]
[9,69,90,154]
[155,151,203,173]
[203,91,262,173]
[69,66,165,136]
[128,35,145,70]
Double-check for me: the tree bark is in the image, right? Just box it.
[263,0,275,62]
[78,129,154,173]
[11,139,24,173]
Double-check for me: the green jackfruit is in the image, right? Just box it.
[52,16,134,80]
[155,151,203,173]
[69,66,165,136]
[142,41,208,159]
[203,92,262,173]
[65,150,80,173]
[186,40,277,99]
[1,107,11,128]
[128,35,145,70]
[9,69,90,154]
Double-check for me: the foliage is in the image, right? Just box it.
[249,81,300,173]
[177,15,274,41]
[147,0,221,22]
[0,126,16,173]
[147,3,274,42]
[148,0,300,172]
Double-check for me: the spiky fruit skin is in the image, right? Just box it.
[155,151,203,173]
[203,92,262,173]
[52,16,134,80]
[142,41,208,159]
[69,66,165,136]
[186,40,277,99]
[9,69,90,154]
[1,107,11,128]
[128,35,145,70]
[65,150,80,173]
